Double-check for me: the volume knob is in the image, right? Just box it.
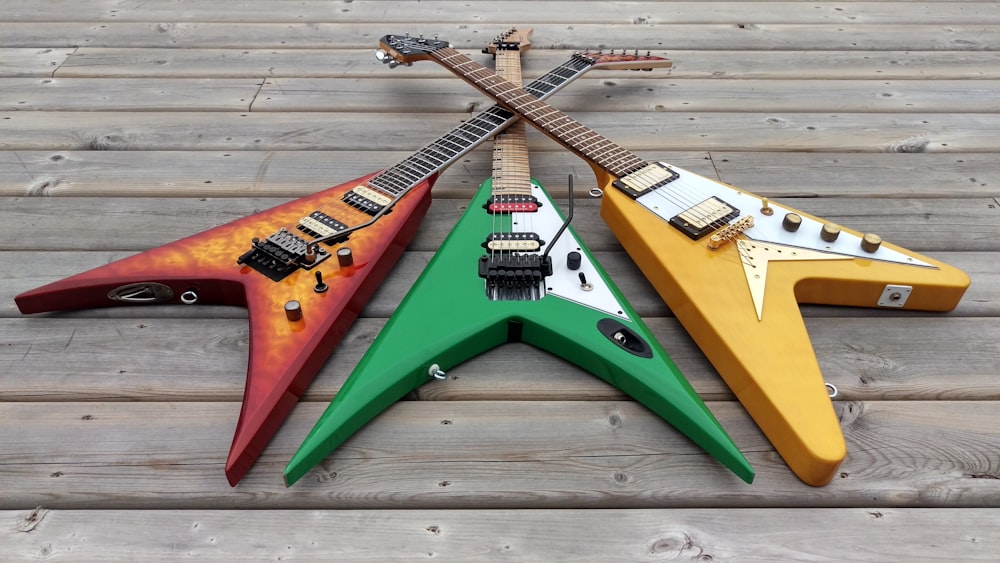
[782,213,802,232]
[820,223,841,243]
[284,300,303,322]
[567,251,582,271]
[861,233,882,253]
[337,247,354,267]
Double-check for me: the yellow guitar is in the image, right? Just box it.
[378,33,971,486]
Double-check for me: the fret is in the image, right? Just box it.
[427,47,642,181]
[491,47,532,196]
[364,51,602,199]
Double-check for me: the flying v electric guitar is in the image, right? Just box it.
[379,33,971,486]
[13,45,669,486]
[285,29,752,486]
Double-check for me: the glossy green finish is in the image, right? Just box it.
[284,179,754,486]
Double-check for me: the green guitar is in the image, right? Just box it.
[284,29,753,486]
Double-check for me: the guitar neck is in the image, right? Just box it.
[428,46,646,179]
[367,53,607,198]
[491,49,532,196]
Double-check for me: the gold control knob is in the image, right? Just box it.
[861,233,882,253]
[820,223,841,243]
[782,212,802,232]
[284,300,303,322]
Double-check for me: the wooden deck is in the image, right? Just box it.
[2,1,1000,560]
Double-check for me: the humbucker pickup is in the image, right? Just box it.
[669,197,740,240]
[297,211,348,242]
[483,232,543,251]
[612,162,680,199]
[342,185,393,215]
[485,194,540,213]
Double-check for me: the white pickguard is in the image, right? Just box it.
[507,181,629,320]
[633,162,936,320]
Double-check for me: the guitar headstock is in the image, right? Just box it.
[483,27,534,56]
[578,50,673,71]
[376,33,451,67]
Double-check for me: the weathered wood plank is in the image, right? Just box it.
[54,48,1000,79]
[251,78,1000,113]
[6,76,999,113]
[0,317,996,403]
[1,250,995,319]
[2,400,1000,508]
[3,112,1000,152]
[0,48,75,77]
[4,507,1000,562]
[1,151,996,198]
[8,1,1000,25]
[2,23,999,50]
[1,196,995,252]
[0,77,261,111]
[0,150,716,198]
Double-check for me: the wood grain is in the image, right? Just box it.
[1,401,999,509]
[2,0,999,558]
[4,508,998,562]
[53,48,1000,79]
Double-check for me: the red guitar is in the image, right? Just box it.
[14,47,671,486]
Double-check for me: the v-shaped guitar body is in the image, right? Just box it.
[15,172,434,485]
[284,178,754,485]
[599,166,970,486]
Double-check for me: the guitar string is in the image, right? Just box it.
[261,54,597,249]
[493,47,531,299]
[431,47,734,233]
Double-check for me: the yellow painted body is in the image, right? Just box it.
[599,175,969,486]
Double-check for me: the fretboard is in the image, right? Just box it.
[490,49,532,196]
[427,47,647,179]
[367,53,602,197]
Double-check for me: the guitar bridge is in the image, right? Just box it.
[238,228,330,282]
[478,254,552,301]
[612,162,679,198]
[670,196,740,240]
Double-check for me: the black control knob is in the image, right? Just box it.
[567,251,582,270]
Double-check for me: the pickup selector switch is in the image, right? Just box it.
[820,223,841,242]
[782,213,802,232]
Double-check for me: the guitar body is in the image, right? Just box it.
[598,163,970,486]
[377,32,971,486]
[284,178,754,485]
[16,172,435,485]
